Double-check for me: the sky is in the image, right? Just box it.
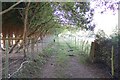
[93,11,118,36]
[54,1,118,36]
[90,1,118,36]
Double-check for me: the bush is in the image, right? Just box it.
[94,30,119,78]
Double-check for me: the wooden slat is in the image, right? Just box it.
[0,38,23,40]
[0,37,37,40]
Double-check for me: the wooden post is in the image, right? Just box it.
[111,46,114,77]
[84,41,88,54]
[75,36,76,47]
[5,35,9,78]
[31,38,35,60]
[41,37,43,51]
[3,34,5,49]
[37,40,38,53]
[78,39,80,49]
[57,35,59,45]
[8,34,10,47]
[81,40,85,52]
[90,42,95,63]
[26,38,29,54]
[23,40,26,58]
[80,40,82,51]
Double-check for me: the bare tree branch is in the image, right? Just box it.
[28,16,53,37]
[0,0,22,15]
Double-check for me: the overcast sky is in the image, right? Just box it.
[90,1,118,36]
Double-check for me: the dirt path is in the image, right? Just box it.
[40,55,110,78]
[64,56,110,78]
[40,55,57,78]
[39,41,111,78]
[7,36,111,78]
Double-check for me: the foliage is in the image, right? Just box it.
[2,2,95,37]
[94,28,119,77]
[2,2,23,25]
[52,2,95,30]
[110,26,120,44]
[11,42,54,78]
[2,0,120,33]
[91,0,119,14]
[95,29,109,44]
[21,2,96,37]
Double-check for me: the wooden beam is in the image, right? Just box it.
[0,38,23,40]
[0,37,37,40]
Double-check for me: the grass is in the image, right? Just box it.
[54,39,91,77]
[10,41,69,78]
[52,42,70,78]
[54,39,92,77]
[11,42,55,78]
[63,38,92,65]
[8,37,92,78]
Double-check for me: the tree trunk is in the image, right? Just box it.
[23,2,30,58]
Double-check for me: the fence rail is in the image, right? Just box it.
[1,35,54,78]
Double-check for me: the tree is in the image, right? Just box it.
[22,2,30,57]
[91,0,119,14]
[2,2,96,57]
[52,2,95,30]
[0,0,22,15]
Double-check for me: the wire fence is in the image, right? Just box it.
[1,34,118,78]
[62,35,118,78]
[1,35,55,78]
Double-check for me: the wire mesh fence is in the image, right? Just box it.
[1,35,55,78]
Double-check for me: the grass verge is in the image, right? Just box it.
[10,42,54,78]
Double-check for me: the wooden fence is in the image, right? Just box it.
[1,35,54,78]
[90,41,117,77]
[1,37,37,78]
